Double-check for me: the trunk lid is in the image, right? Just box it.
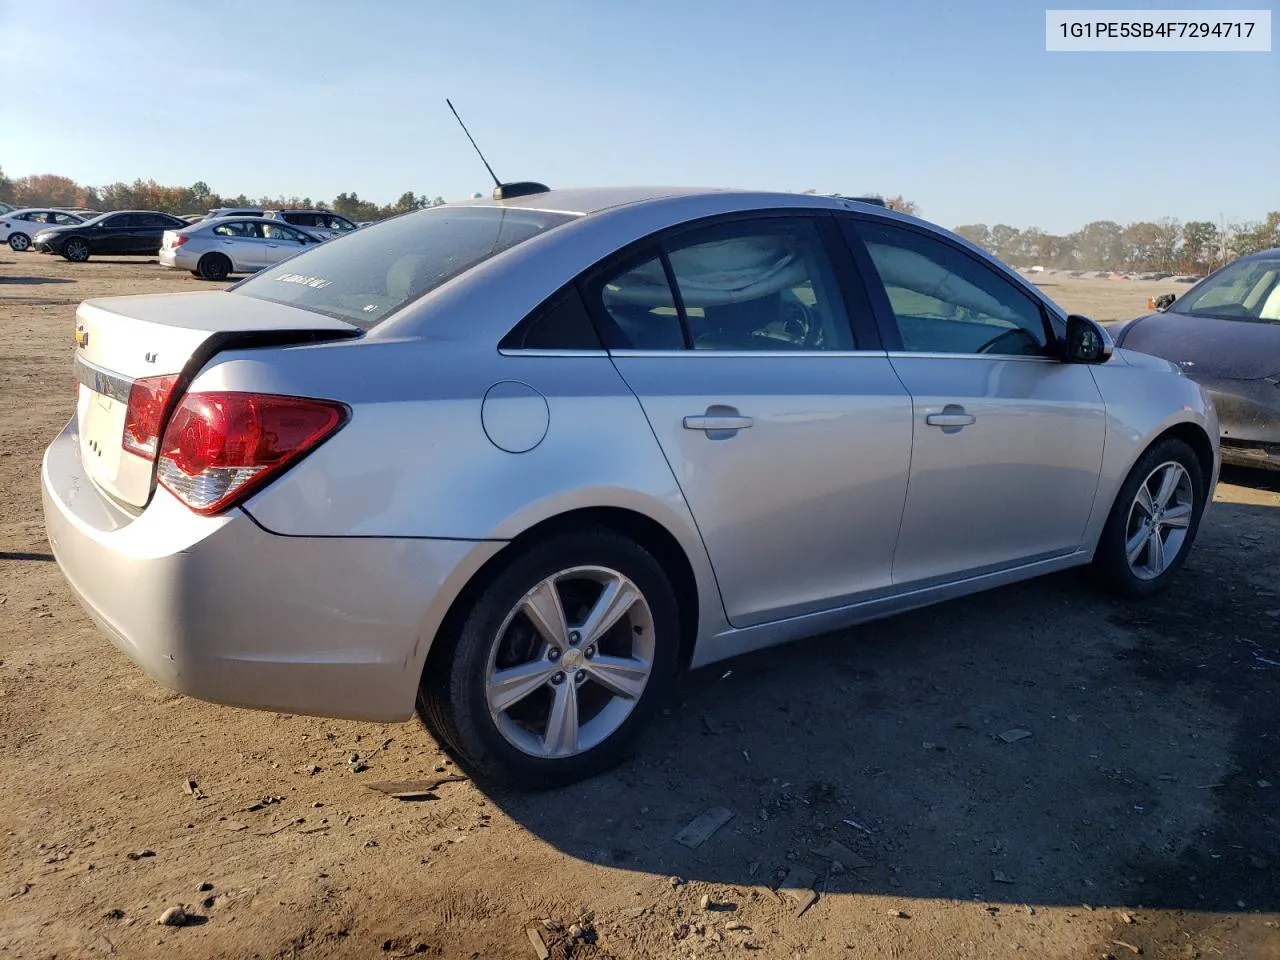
[73,290,358,508]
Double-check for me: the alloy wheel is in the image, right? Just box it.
[1124,460,1194,580]
[65,239,90,262]
[485,565,655,759]
[8,233,29,252]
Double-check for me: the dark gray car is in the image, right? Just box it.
[1111,248,1280,470]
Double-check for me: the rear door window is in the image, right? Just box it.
[233,206,576,329]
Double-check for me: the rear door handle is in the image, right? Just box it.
[684,415,753,431]
[925,413,975,427]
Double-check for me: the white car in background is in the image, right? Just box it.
[265,209,359,239]
[2,208,86,251]
[159,216,324,281]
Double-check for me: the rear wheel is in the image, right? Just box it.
[197,253,232,281]
[418,528,681,789]
[8,233,30,252]
[1092,437,1205,597]
[63,238,90,262]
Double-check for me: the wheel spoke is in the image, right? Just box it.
[520,579,569,648]
[1153,465,1182,510]
[1126,524,1152,564]
[542,680,580,756]
[578,575,639,648]
[1160,503,1192,529]
[1133,482,1156,519]
[1147,527,1167,574]
[584,654,650,700]
[487,660,558,713]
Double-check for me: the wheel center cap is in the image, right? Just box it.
[561,648,584,670]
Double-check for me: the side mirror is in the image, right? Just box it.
[1063,314,1114,364]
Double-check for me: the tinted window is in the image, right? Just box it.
[502,287,602,350]
[140,213,177,227]
[324,215,355,232]
[107,214,138,228]
[1168,257,1280,323]
[233,206,575,329]
[53,212,81,225]
[854,220,1049,356]
[596,254,686,350]
[282,212,321,227]
[666,218,854,351]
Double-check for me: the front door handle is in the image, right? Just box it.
[684,415,754,431]
[925,413,975,427]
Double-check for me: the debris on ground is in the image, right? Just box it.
[245,795,283,812]
[524,926,549,960]
[725,921,751,933]
[365,776,468,799]
[669,875,686,887]
[348,754,367,773]
[1117,910,1133,924]
[779,866,819,917]
[889,909,910,919]
[299,763,321,776]
[673,807,734,848]
[198,881,213,893]
[1111,939,1142,954]
[998,729,1033,744]
[156,906,187,927]
[993,870,1016,884]
[811,839,870,869]
[182,779,203,799]
[125,849,155,861]
[841,817,874,835]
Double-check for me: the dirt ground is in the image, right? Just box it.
[1,252,1278,960]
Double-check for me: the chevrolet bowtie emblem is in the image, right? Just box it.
[75,326,89,349]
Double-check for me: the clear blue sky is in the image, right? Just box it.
[2,0,1275,233]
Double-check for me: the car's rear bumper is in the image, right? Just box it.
[41,417,502,722]
[1220,438,1280,471]
[157,248,196,271]
[1201,379,1280,471]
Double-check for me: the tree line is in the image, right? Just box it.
[4,169,1276,272]
[952,215,1280,275]
[0,168,446,222]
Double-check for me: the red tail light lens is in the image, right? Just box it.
[171,234,189,248]
[157,392,348,515]
[123,375,179,459]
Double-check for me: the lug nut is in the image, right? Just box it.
[547,648,561,662]
[575,670,586,684]
[584,646,595,659]
[568,631,581,646]
[551,672,565,685]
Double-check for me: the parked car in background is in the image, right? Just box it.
[0,208,86,251]
[1111,247,1280,471]
[265,209,358,238]
[0,202,13,215]
[160,216,324,280]
[43,185,1219,788]
[205,207,267,220]
[32,210,189,262]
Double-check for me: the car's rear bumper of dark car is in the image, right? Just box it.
[1198,378,1280,471]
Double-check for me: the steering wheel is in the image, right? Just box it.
[777,295,817,347]
[975,327,1043,356]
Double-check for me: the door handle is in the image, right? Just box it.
[684,414,754,431]
[925,413,975,427]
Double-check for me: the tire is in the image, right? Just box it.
[8,233,30,252]
[418,527,681,789]
[197,254,231,281]
[62,238,91,262]
[1092,436,1206,597]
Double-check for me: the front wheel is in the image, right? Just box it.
[62,238,90,262]
[8,233,30,252]
[1092,437,1206,597]
[418,528,681,789]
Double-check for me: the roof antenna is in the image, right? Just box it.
[446,98,500,189]
[445,98,550,201]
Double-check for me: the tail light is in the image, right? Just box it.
[123,375,180,459]
[170,234,189,248]
[157,392,348,515]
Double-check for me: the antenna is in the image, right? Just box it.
[446,98,500,189]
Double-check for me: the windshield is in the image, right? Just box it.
[231,206,576,329]
[1169,256,1280,323]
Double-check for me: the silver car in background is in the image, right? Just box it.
[159,216,324,281]
[43,186,1219,788]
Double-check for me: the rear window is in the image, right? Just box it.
[232,206,576,329]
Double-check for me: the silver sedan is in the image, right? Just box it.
[158,216,324,281]
[43,186,1219,788]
